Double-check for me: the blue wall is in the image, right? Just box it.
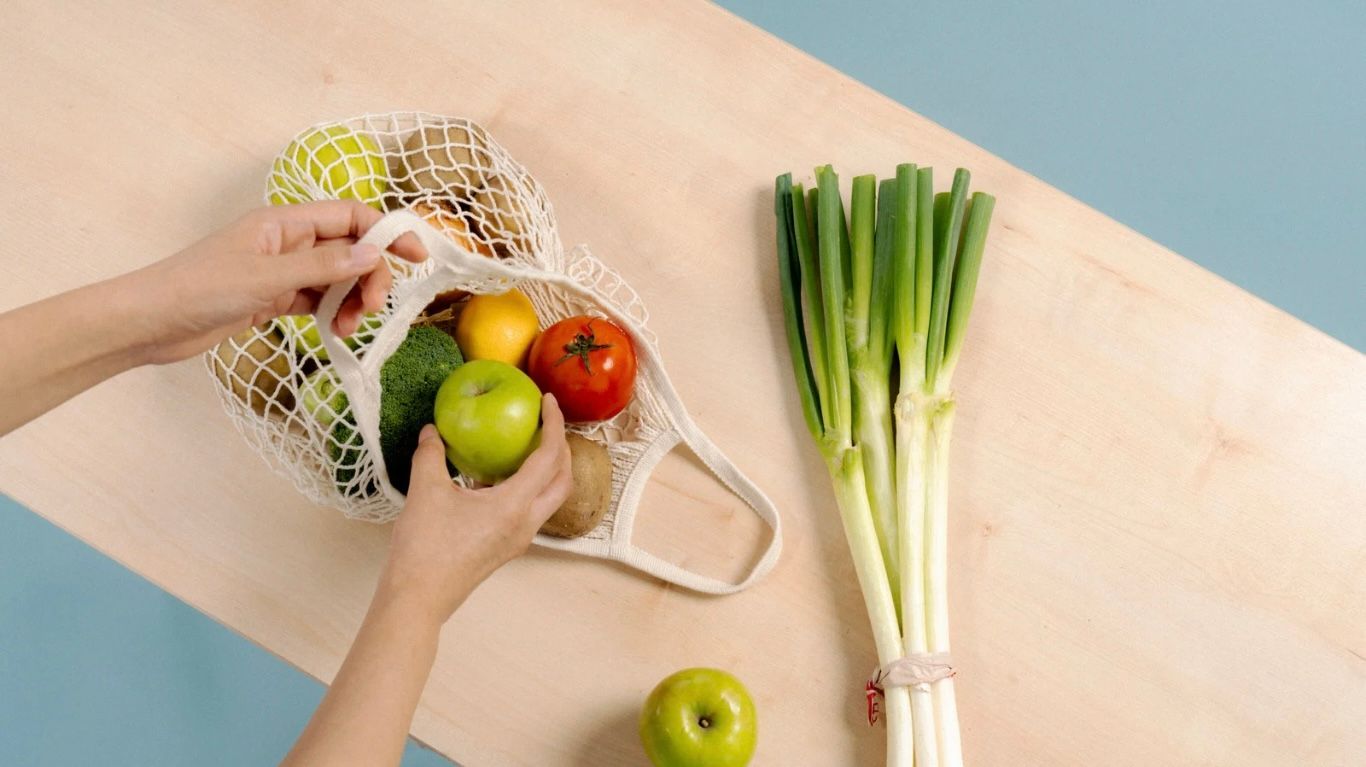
[724,0,1365,351]
[2,3,1361,766]
[0,497,444,765]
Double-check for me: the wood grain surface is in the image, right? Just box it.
[1,1,1363,764]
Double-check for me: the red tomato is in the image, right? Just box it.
[527,316,637,422]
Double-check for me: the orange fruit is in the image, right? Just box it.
[454,289,540,367]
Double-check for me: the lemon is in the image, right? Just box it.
[455,289,540,367]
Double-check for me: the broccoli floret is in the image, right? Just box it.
[329,417,366,494]
[379,325,464,492]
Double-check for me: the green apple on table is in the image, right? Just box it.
[639,668,757,767]
[268,124,388,208]
[433,359,542,484]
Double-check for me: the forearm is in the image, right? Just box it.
[280,395,568,766]
[280,580,467,767]
[0,273,154,435]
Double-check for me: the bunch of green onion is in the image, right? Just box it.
[775,164,993,767]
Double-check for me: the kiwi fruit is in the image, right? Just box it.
[540,434,612,538]
[212,326,293,418]
[395,124,488,199]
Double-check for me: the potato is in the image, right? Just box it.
[410,199,496,258]
[212,327,293,418]
[411,199,498,309]
[471,173,532,256]
[540,434,612,538]
[395,124,487,199]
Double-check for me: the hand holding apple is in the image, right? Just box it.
[381,398,573,624]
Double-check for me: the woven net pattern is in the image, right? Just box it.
[205,112,668,537]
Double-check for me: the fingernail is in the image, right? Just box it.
[418,424,438,443]
[349,243,380,268]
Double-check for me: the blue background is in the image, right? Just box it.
[2,2,1361,765]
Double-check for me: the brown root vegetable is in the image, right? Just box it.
[410,199,496,258]
[395,124,488,200]
[410,199,498,309]
[471,173,531,256]
[540,434,612,538]
[212,326,293,418]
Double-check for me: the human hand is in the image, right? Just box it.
[129,200,426,364]
[376,394,573,626]
[279,400,571,767]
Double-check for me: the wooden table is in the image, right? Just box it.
[2,2,1363,764]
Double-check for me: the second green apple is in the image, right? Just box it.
[268,124,388,208]
[639,667,757,767]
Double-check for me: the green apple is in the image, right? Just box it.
[268,124,388,209]
[433,360,542,484]
[277,313,382,363]
[301,368,347,430]
[639,668,757,767]
[277,315,326,360]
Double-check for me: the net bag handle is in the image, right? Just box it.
[315,212,782,594]
[313,212,475,508]
[600,427,783,595]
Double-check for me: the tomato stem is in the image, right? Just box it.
[554,321,613,373]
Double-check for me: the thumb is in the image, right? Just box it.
[262,242,381,295]
[408,424,452,490]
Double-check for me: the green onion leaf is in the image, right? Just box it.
[941,192,995,385]
[913,168,934,345]
[870,176,900,365]
[775,174,823,438]
[816,165,852,443]
[892,165,919,378]
[850,174,877,351]
[925,169,971,390]
[790,181,829,421]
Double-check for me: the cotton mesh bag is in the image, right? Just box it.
[205,112,781,594]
